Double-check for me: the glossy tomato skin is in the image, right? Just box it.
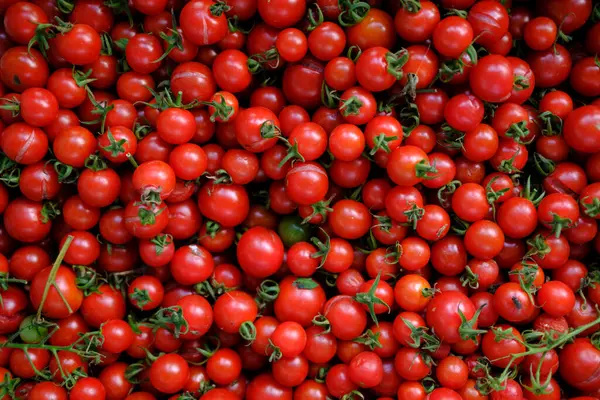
[180,0,228,45]
[237,227,284,278]
[426,291,477,344]
[559,338,600,392]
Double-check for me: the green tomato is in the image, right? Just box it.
[19,315,48,344]
[277,216,312,247]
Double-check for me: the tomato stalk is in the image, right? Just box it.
[0,273,27,291]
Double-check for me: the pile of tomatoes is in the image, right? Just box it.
[0,0,599,398]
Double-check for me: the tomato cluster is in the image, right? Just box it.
[0,0,599,399]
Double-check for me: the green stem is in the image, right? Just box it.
[36,235,74,321]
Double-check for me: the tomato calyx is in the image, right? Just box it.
[474,359,518,395]
[437,180,461,208]
[538,111,563,136]
[73,265,104,296]
[150,234,172,256]
[307,3,325,31]
[311,232,332,267]
[400,102,421,137]
[398,0,422,13]
[148,306,189,338]
[525,234,551,259]
[370,133,400,155]
[256,279,280,311]
[0,371,20,398]
[195,278,230,300]
[339,95,363,117]
[401,316,441,352]
[403,202,425,230]
[497,147,523,174]
[522,364,554,396]
[137,204,165,226]
[450,215,470,236]
[209,1,231,17]
[582,195,600,218]
[520,176,545,206]
[129,288,152,309]
[72,68,96,88]
[293,277,319,290]
[458,306,486,342]
[205,169,233,185]
[505,121,532,144]
[321,82,340,108]
[354,272,390,326]
[340,390,365,400]
[546,212,574,238]
[278,139,306,168]
[247,49,280,74]
[259,120,282,139]
[239,321,257,342]
[386,49,409,81]
[100,128,128,159]
[353,329,383,350]
[204,94,234,122]
[124,361,145,384]
[338,0,370,27]
[0,157,20,188]
[461,265,482,290]
[513,75,531,92]
[533,153,556,177]
[85,90,114,133]
[439,123,465,150]
[312,314,331,334]
[104,0,133,24]
[40,201,60,224]
[508,261,540,298]
[155,12,184,63]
